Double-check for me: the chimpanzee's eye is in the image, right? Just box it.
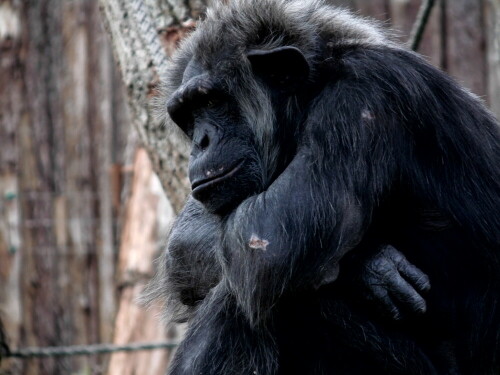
[205,98,220,109]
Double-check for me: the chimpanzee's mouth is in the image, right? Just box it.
[191,159,245,193]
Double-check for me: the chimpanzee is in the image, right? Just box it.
[151,0,500,373]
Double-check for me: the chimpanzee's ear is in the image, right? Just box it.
[247,46,310,91]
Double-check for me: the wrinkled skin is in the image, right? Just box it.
[359,245,431,320]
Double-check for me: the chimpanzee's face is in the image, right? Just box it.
[167,62,264,214]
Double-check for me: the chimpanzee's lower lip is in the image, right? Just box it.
[191,159,245,193]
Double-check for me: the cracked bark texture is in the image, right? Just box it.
[98,0,208,213]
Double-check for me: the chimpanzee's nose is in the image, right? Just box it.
[192,122,218,155]
[194,131,210,151]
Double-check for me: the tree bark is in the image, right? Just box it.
[0,1,131,373]
[108,148,174,375]
[98,0,209,213]
[486,0,500,118]
[98,2,208,374]
[0,2,23,372]
[444,0,487,97]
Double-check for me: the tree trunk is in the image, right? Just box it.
[107,148,174,375]
[98,0,210,213]
[98,2,206,374]
[0,2,23,372]
[0,1,130,374]
[444,0,487,98]
[486,0,500,118]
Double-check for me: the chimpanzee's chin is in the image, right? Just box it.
[194,193,239,216]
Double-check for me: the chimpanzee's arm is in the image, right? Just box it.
[167,273,434,375]
[167,197,430,323]
[221,150,367,324]
[158,197,222,322]
[220,81,402,325]
[167,282,278,375]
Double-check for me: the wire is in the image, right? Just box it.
[7,341,179,358]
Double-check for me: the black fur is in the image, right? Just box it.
[152,1,500,374]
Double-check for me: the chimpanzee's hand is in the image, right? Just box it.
[362,245,431,320]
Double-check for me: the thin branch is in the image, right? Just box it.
[408,0,437,51]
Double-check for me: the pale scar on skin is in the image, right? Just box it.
[361,109,375,120]
[248,234,269,250]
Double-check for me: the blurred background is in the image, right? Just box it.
[0,0,498,374]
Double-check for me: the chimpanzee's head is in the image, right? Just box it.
[166,41,311,213]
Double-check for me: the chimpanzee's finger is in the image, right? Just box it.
[396,258,431,294]
[387,273,427,315]
[381,245,431,294]
[370,286,402,321]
